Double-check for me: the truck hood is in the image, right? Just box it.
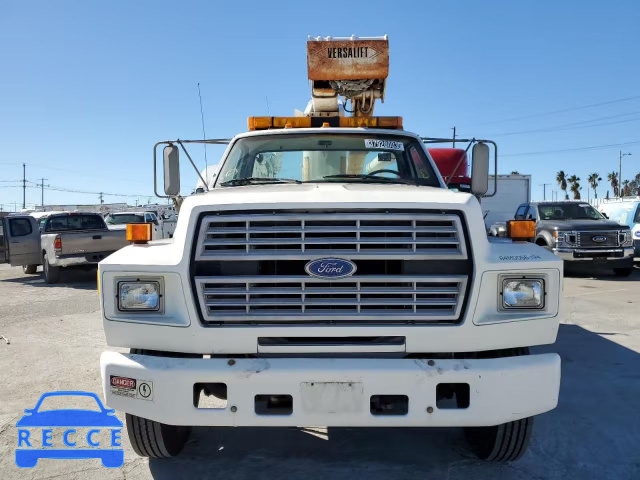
[182,183,474,209]
[539,219,629,231]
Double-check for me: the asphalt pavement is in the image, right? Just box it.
[0,263,639,479]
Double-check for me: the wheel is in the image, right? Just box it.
[465,347,533,461]
[614,267,633,277]
[465,417,534,462]
[43,257,60,284]
[126,414,191,458]
[22,264,37,274]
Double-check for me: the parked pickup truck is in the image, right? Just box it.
[512,201,635,276]
[0,212,129,283]
[104,211,176,239]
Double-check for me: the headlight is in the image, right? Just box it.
[118,281,161,311]
[501,278,544,309]
[619,231,633,246]
[554,230,576,245]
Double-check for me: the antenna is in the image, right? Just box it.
[197,83,208,184]
[265,96,270,115]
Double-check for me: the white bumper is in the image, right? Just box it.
[101,351,560,427]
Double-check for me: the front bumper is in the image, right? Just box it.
[100,351,560,427]
[552,247,635,263]
[54,251,115,267]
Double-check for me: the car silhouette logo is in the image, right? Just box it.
[305,258,357,279]
[15,391,124,468]
[591,235,608,243]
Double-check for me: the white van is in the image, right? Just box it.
[599,199,640,257]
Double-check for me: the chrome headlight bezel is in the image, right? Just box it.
[116,277,164,313]
[499,275,546,311]
[619,230,633,246]
[554,230,576,246]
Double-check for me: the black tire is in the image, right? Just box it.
[465,417,534,462]
[125,348,194,458]
[43,257,60,284]
[614,267,633,277]
[22,264,37,274]
[125,413,191,458]
[465,347,533,462]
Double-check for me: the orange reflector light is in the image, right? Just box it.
[339,116,403,129]
[507,220,536,240]
[247,116,403,130]
[126,223,152,244]
[248,117,311,130]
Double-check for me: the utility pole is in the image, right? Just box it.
[22,163,26,209]
[37,178,49,208]
[539,183,551,201]
[619,151,632,197]
[98,192,104,204]
[451,126,456,148]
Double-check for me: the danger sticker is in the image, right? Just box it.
[110,375,153,402]
[365,139,404,151]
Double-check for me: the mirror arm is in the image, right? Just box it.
[153,141,168,198]
[176,140,209,192]
[445,138,475,187]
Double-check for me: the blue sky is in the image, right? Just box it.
[1,0,639,210]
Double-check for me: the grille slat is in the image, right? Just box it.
[196,275,467,324]
[196,212,467,260]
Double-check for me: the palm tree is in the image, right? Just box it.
[587,173,602,199]
[568,175,581,200]
[556,171,568,200]
[622,180,630,197]
[607,171,619,197]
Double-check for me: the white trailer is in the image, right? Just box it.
[482,174,531,229]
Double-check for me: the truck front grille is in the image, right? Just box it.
[577,231,620,248]
[191,209,472,325]
[195,212,467,260]
[196,275,467,324]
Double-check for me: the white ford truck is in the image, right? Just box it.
[98,36,562,462]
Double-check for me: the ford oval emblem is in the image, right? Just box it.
[592,235,608,243]
[305,258,357,279]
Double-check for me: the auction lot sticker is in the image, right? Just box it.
[110,376,153,401]
[364,139,404,151]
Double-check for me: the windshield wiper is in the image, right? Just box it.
[220,177,302,186]
[322,174,415,185]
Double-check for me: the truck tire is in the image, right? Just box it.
[125,413,191,458]
[22,264,37,274]
[43,257,60,284]
[465,417,534,462]
[125,348,193,458]
[465,347,533,461]
[614,267,633,277]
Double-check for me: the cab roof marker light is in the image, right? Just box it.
[247,116,403,131]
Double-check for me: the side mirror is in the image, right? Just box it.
[470,143,490,196]
[601,212,608,219]
[163,145,180,196]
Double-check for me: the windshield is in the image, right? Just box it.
[215,134,440,187]
[538,203,605,220]
[106,214,145,225]
[45,214,105,232]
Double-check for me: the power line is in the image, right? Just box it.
[486,112,640,137]
[464,95,640,127]
[502,140,640,158]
